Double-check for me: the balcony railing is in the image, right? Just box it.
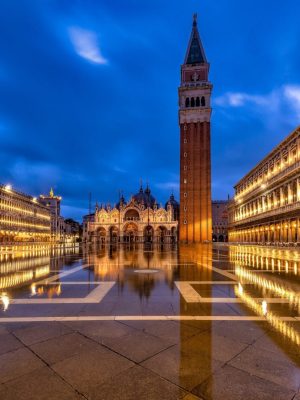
[236,160,300,202]
[231,201,300,226]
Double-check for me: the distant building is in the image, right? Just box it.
[83,184,179,244]
[228,125,300,245]
[212,200,228,242]
[64,218,81,242]
[39,189,64,242]
[0,183,51,243]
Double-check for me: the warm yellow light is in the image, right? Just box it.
[261,184,267,189]
[1,293,10,311]
[4,184,12,191]
[262,300,268,316]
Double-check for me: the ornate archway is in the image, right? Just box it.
[96,227,106,243]
[124,209,140,221]
[109,226,119,243]
[144,225,154,243]
[156,226,168,244]
[123,222,139,243]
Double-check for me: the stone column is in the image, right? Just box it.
[288,220,292,242]
[297,178,300,201]
[280,186,284,207]
[288,183,293,204]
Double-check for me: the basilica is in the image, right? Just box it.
[83,184,179,244]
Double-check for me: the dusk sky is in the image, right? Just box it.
[1,0,300,221]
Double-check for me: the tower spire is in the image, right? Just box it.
[184,13,207,65]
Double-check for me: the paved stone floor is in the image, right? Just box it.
[1,243,300,399]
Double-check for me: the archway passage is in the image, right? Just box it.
[171,227,177,244]
[157,226,168,244]
[96,227,106,244]
[144,225,154,243]
[109,226,119,243]
[123,222,139,243]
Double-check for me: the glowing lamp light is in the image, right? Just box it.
[5,184,12,191]
[262,300,268,316]
[1,293,10,311]
[261,184,267,189]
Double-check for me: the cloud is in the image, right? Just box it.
[68,27,108,65]
[284,85,300,117]
[214,92,274,108]
[214,85,300,126]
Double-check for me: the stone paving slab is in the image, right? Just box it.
[89,365,188,400]
[2,367,83,400]
[0,347,44,384]
[51,343,135,397]
[141,344,224,391]
[192,365,296,400]
[102,329,174,363]
[229,344,300,391]
[30,332,98,365]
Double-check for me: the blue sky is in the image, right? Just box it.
[1,0,300,221]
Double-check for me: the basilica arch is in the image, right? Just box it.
[123,222,139,243]
[96,227,106,244]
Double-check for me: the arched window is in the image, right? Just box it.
[201,96,206,107]
[185,98,190,108]
[191,97,195,107]
[196,97,200,107]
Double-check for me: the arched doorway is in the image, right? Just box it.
[123,222,139,243]
[109,226,119,243]
[96,227,106,244]
[218,235,224,242]
[144,225,154,243]
[157,226,167,244]
[212,234,217,242]
[171,227,177,244]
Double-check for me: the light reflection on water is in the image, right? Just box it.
[0,243,300,354]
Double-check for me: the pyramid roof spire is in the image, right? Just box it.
[184,13,207,65]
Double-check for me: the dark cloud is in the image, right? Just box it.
[1,0,300,220]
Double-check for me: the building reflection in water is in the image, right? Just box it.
[0,245,80,310]
[83,244,179,299]
[230,245,300,348]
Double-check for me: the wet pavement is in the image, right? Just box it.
[0,243,300,399]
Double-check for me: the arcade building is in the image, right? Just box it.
[83,184,179,244]
[228,125,300,245]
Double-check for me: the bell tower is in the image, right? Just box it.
[179,14,212,243]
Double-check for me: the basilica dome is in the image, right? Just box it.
[132,185,156,208]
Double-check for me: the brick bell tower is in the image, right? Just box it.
[179,14,212,243]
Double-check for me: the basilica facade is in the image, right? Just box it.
[83,184,179,244]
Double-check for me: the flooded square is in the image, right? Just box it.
[1,243,300,399]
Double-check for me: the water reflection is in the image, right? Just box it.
[0,245,81,310]
[83,244,179,299]
[230,245,300,348]
[1,243,300,369]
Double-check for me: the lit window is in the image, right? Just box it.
[184,179,187,184]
